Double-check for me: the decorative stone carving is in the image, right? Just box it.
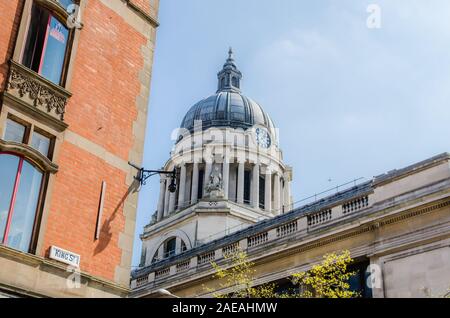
[205,164,224,199]
[5,61,71,122]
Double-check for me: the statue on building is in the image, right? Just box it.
[205,164,224,198]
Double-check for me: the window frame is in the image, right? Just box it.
[21,1,76,86]
[13,0,83,89]
[0,152,47,254]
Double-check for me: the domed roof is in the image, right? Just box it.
[179,49,276,137]
[180,91,276,133]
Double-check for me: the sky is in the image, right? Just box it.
[131,0,450,267]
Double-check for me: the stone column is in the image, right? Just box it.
[222,160,230,199]
[265,168,272,212]
[284,180,292,211]
[157,177,166,221]
[191,162,199,204]
[273,172,281,215]
[178,163,187,208]
[237,161,245,204]
[163,177,170,217]
[251,163,260,209]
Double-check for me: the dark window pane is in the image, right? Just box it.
[198,170,204,199]
[259,176,265,209]
[0,155,20,243]
[22,5,49,74]
[4,119,26,143]
[164,238,176,257]
[6,160,43,252]
[244,170,251,204]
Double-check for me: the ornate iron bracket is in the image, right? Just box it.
[128,162,178,192]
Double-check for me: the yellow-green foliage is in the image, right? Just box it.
[291,250,359,298]
[206,249,359,298]
[206,250,281,298]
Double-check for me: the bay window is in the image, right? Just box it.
[0,154,44,253]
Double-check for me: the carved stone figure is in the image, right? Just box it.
[205,164,224,198]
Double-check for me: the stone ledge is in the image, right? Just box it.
[0,245,130,297]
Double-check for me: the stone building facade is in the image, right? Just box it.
[0,0,159,297]
[132,54,450,298]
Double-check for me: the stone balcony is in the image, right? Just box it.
[3,60,71,131]
[131,153,450,296]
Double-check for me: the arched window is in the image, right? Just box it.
[163,237,176,258]
[0,153,44,252]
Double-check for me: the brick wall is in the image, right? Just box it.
[42,142,127,280]
[0,0,23,91]
[40,0,152,283]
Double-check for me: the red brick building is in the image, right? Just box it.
[0,0,159,297]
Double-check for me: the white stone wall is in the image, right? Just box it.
[382,242,450,298]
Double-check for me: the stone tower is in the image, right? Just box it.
[140,50,293,267]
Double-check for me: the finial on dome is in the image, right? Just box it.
[217,47,242,93]
[228,47,234,60]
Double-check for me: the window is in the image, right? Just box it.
[243,170,251,204]
[232,76,239,88]
[259,176,265,209]
[164,238,176,258]
[31,131,51,157]
[21,3,72,85]
[3,119,27,143]
[348,261,373,298]
[2,116,54,159]
[0,154,44,253]
[198,170,204,199]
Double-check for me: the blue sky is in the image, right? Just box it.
[131,0,450,267]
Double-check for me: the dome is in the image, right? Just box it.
[179,48,276,140]
[180,91,276,133]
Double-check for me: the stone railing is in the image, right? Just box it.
[176,260,191,273]
[131,189,374,290]
[222,242,239,257]
[4,60,71,130]
[198,251,215,265]
[342,196,369,214]
[307,209,332,227]
[155,267,170,280]
[276,220,298,238]
[248,232,268,248]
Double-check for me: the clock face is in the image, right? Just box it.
[255,128,271,148]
